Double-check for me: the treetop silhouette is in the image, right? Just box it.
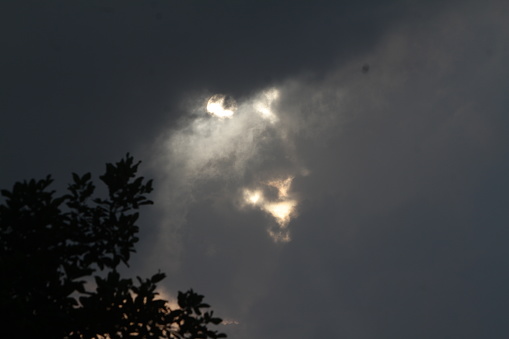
[0,154,226,339]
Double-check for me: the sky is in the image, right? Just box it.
[2,1,509,338]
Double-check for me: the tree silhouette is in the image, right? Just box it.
[0,154,226,339]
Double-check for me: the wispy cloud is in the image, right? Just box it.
[151,86,317,255]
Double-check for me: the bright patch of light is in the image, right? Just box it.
[266,177,293,199]
[263,200,297,227]
[254,88,280,123]
[261,88,279,102]
[207,94,236,118]
[161,86,303,245]
[242,175,297,242]
[244,189,263,205]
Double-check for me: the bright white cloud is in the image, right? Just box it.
[206,94,237,118]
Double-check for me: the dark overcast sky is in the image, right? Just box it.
[2,1,509,338]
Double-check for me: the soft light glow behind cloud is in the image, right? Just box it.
[153,87,309,249]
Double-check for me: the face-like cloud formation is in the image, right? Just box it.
[152,86,310,254]
[3,1,509,339]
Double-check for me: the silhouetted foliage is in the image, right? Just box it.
[0,154,226,339]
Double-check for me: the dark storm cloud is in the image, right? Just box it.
[0,0,432,186]
[143,2,509,338]
[221,3,509,338]
[2,1,509,339]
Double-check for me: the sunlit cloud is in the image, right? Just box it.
[253,88,279,123]
[244,189,264,205]
[263,200,297,226]
[153,86,306,249]
[266,177,293,199]
[241,175,298,242]
[207,94,237,118]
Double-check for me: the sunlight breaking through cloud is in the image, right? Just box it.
[242,176,298,242]
[207,94,237,118]
[254,88,279,123]
[266,177,293,199]
[155,86,306,245]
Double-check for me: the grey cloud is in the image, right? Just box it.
[144,2,509,338]
[2,1,509,339]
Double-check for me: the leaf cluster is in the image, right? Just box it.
[0,154,226,339]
